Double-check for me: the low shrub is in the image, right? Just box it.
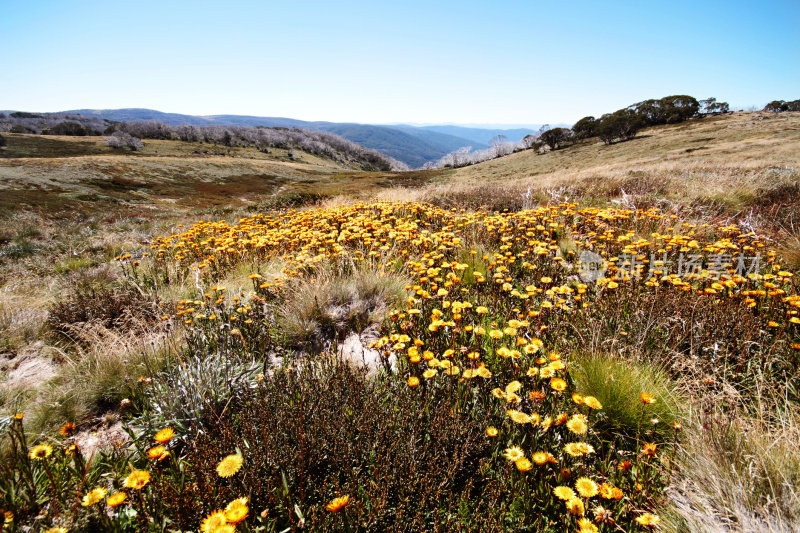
[152,358,497,531]
[0,241,41,260]
[47,285,160,338]
[251,191,329,212]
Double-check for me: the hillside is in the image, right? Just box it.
[388,111,800,230]
[3,108,549,168]
[0,134,438,216]
[58,108,542,167]
[318,123,475,168]
[58,108,479,167]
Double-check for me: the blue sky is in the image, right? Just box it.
[2,0,798,125]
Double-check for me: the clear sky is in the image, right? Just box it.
[2,0,798,125]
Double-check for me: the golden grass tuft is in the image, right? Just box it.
[277,262,408,350]
[665,397,800,532]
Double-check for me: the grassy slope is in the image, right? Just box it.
[442,111,800,208]
[0,134,439,216]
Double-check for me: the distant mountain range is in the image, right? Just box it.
[407,125,545,147]
[63,108,544,168]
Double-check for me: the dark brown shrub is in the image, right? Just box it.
[153,359,513,531]
[47,285,161,337]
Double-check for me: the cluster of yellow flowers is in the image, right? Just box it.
[148,200,798,530]
[25,425,171,531]
[379,322,664,529]
[153,202,798,336]
[200,497,249,533]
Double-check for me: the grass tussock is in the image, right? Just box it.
[572,352,682,439]
[0,304,46,353]
[278,263,408,349]
[665,399,800,532]
[777,229,800,272]
[47,285,162,338]
[28,319,170,434]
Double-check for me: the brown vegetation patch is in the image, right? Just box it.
[0,133,112,159]
[48,285,162,338]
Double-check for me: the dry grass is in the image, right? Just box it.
[448,112,800,189]
[777,229,800,271]
[277,262,408,350]
[364,112,800,233]
[0,204,189,433]
[29,319,171,433]
[665,393,800,533]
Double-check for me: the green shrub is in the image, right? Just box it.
[9,124,35,134]
[252,191,329,212]
[43,121,94,136]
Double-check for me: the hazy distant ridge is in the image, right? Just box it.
[63,108,538,167]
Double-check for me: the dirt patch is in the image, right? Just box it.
[74,419,128,456]
[1,341,59,389]
[337,327,393,371]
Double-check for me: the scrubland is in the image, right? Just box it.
[1,111,800,532]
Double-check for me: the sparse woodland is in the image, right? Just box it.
[426,95,735,169]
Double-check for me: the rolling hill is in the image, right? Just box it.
[0,133,441,216]
[61,108,533,168]
[398,110,800,233]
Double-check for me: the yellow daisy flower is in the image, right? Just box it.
[81,487,107,506]
[224,497,249,524]
[29,444,53,460]
[553,485,576,500]
[216,454,244,478]
[503,446,525,462]
[123,469,151,490]
[575,477,599,498]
